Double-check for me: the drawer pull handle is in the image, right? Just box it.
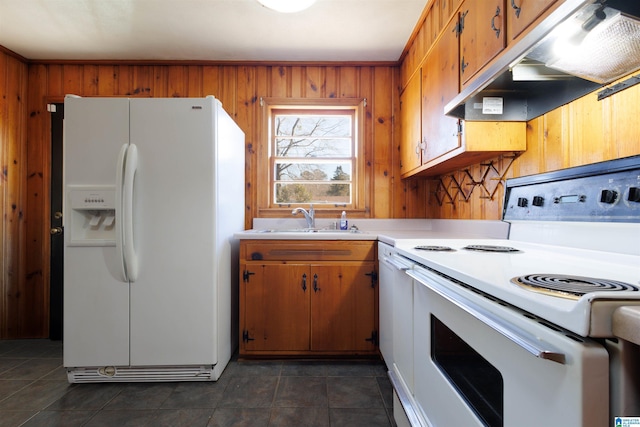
[511,0,521,18]
[491,6,501,38]
[313,274,320,292]
[383,255,411,271]
[302,273,307,292]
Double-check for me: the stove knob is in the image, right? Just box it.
[517,197,528,207]
[628,187,640,203]
[532,196,544,207]
[600,189,618,204]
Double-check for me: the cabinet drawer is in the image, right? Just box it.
[241,240,375,261]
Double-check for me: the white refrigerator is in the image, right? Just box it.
[62,96,244,382]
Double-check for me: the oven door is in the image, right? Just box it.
[409,265,609,427]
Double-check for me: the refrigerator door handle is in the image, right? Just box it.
[115,143,128,282]
[123,143,139,282]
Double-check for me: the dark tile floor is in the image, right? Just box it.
[0,340,395,427]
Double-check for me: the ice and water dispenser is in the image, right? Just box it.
[66,186,117,246]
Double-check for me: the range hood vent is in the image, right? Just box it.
[446,0,640,121]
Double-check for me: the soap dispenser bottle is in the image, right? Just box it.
[340,211,348,230]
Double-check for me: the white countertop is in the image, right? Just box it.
[234,219,510,242]
[235,229,378,240]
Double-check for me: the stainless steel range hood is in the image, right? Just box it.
[446,0,640,121]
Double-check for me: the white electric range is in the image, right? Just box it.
[382,155,640,427]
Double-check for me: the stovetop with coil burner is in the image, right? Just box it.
[511,274,640,300]
[392,156,640,338]
[395,236,640,337]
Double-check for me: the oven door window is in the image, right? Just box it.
[432,315,504,427]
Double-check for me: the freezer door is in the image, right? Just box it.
[63,96,131,367]
[128,98,219,365]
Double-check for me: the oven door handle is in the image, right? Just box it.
[383,254,413,271]
[408,268,566,365]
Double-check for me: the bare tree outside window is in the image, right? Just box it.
[272,110,354,205]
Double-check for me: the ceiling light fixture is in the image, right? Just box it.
[256,0,316,13]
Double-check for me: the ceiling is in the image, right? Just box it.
[0,0,428,62]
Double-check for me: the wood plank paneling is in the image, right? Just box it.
[0,52,6,337]
[610,81,640,159]
[2,52,639,338]
[326,67,339,98]
[97,65,116,95]
[63,65,83,96]
[82,65,99,96]
[360,67,374,215]
[3,61,405,337]
[567,92,609,166]
[132,66,154,97]
[1,52,29,338]
[372,67,395,218]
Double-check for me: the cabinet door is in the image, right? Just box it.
[400,70,423,176]
[242,263,310,351]
[310,263,377,352]
[507,0,557,41]
[422,15,461,164]
[459,0,506,86]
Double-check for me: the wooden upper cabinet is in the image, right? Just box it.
[507,0,558,41]
[398,0,526,179]
[400,70,423,175]
[440,0,464,25]
[422,16,461,163]
[459,0,506,86]
[428,121,527,176]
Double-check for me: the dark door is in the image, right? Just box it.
[50,103,64,340]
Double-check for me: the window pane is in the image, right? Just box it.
[274,162,352,205]
[275,183,351,204]
[276,137,352,158]
[274,162,352,182]
[275,115,351,138]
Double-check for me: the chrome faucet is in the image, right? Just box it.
[292,204,315,229]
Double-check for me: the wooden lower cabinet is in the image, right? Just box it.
[310,263,377,352]
[243,264,311,352]
[239,240,378,356]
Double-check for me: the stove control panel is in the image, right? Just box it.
[504,156,640,222]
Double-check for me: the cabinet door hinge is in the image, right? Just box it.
[365,270,378,288]
[453,9,468,37]
[242,330,255,342]
[365,330,379,346]
[457,120,463,136]
[243,270,255,282]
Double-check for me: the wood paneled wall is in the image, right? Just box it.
[425,72,640,219]
[2,54,640,339]
[28,63,407,226]
[0,50,30,338]
[2,58,415,338]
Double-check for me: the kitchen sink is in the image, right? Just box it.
[238,227,375,240]
[251,228,365,234]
